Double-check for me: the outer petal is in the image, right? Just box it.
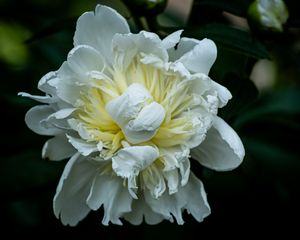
[25,105,62,136]
[211,80,232,108]
[124,198,164,225]
[74,4,130,64]
[38,71,58,95]
[168,37,200,62]
[177,38,217,75]
[56,45,106,105]
[86,173,132,225]
[112,146,159,178]
[53,153,96,226]
[42,134,76,161]
[145,172,210,224]
[191,116,245,171]
[162,30,183,50]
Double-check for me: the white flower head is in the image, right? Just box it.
[19,5,245,226]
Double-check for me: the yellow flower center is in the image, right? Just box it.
[75,56,196,159]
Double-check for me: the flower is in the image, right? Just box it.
[19,5,245,226]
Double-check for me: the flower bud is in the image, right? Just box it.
[248,0,289,33]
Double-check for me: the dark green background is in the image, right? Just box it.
[1,0,300,237]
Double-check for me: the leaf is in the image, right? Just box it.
[193,0,252,17]
[233,87,300,128]
[184,23,270,59]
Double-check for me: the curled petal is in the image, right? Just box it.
[53,153,96,226]
[177,38,217,75]
[192,116,245,171]
[25,105,62,136]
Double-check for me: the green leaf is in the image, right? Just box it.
[184,23,270,59]
[194,0,251,17]
[234,87,300,128]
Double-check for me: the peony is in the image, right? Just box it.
[19,5,245,226]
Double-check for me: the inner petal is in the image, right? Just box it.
[106,83,166,144]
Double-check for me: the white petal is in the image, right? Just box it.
[164,169,179,194]
[145,172,210,224]
[48,108,76,120]
[25,105,62,136]
[67,135,99,156]
[124,198,164,225]
[112,146,159,178]
[177,38,217,75]
[179,172,211,222]
[192,116,245,171]
[168,37,200,62]
[86,173,132,225]
[38,71,58,95]
[162,30,183,49]
[124,102,165,144]
[211,80,232,108]
[18,92,55,104]
[128,102,165,131]
[142,164,166,199]
[42,134,76,161]
[106,83,152,127]
[179,159,190,186]
[66,45,105,77]
[106,83,165,144]
[74,5,130,64]
[55,45,106,105]
[112,31,168,68]
[53,153,96,226]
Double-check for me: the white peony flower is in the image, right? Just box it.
[19,5,245,226]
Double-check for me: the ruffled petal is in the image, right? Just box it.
[53,153,96,226]
[192,116,245,171]
[124,198,164,225]
[74,4,130,64]
[86,173,132,225]
[177,38,217,75]
[112,146,159,178]
[145,172,210,224]
[42,134,76,161]
[112,31,168,70]
[25,105,62,136]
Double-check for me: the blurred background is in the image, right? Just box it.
[1,0,300,237]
